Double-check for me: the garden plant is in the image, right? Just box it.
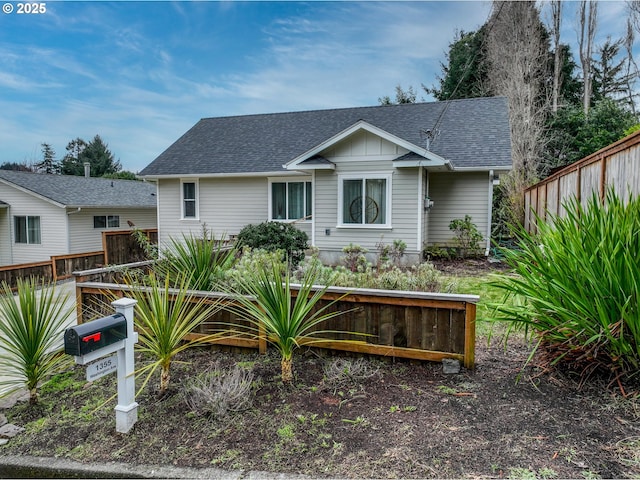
[155,225,237,291]
[492,190,640,388]
[122,271,228,395]
[0,277,74,404]
[221,260,356,383]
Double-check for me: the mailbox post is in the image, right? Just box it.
[112,298,138,434]
[64,297,138,434]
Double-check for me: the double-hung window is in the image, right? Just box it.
[14,216,41,244]
[271,180,312,221]
[339,173,391,227]
[182,180,198,219]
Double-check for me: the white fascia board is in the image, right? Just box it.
[393,159,452,169]
[283,120,448,170]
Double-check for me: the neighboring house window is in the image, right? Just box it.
[182,180,198,219]
[93,215,120,228]
[271,181,312,221]
[339,174,391,226]
[14,216,41,244]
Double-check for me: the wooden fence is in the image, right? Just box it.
[103,228,157,265]
[524,129,640,233]
[0,229,158,287]
[72,272,478,369]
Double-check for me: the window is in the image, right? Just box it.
[271,181,312,221]
[339,174,391,226]
[182,181,198,219]
[14,216,41,244]
[93,215,120,228]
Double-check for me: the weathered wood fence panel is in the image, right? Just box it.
[0,260,53,288]
[525,130,640,233]
[103,228,158,265]
[73,277,478,369]
[52,251,105,280]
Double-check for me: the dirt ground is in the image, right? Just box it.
[2,259,640,479]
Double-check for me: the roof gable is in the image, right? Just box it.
[140,97,512,177]
[284,120,448,170]
[0,170,157,208]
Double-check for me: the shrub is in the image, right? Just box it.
[492,190,640,385]
[156,225,237,291]
[341,243,370,272]
[183,363,256,419]
[322,358,380,392]
[236,221,308,266]
[449,215,483,257]
[0,278,74,404]
[221,247,288,291]
[376,238,407,269]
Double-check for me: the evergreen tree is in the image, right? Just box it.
[35,143,60,174]
[60,135,121,177]
[425,28,490,101]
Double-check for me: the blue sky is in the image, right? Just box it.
[0,1,633,173]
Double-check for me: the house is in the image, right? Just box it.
[140,97,512,265]
[0,170,157,266]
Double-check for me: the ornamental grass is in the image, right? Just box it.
[492,189,640,388]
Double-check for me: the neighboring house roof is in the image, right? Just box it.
[140,97,512,177]
[0,170,157,208]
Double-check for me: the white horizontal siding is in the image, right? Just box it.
[0,210,10,265]
[67,208,157,253]
[427,172,490,246]
[158,177,307,249]
[0,185,68,264]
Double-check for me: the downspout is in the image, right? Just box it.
[417,165,423,254]
[485,170,494,257]
[311,170,316,248]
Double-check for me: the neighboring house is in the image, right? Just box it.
[0,170,157,266]
[140,97,512,265]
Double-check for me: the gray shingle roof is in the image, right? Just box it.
[140,97,512,177]
[0,170,157,208]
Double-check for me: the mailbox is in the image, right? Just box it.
[64,313,128,356]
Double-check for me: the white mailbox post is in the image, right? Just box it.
[64,297,138,434]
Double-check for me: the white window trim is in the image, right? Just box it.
[337,172,393,229]
[267,177,313,222]
[180,179,199,220]
[14,215,41,244]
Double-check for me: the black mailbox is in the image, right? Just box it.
[64,313,127,356]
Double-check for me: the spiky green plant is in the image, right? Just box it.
[0,278,74,404]
[222,261,355,383]
[123,271,226,395]
[156,225,236,291]
[492,189,640,383]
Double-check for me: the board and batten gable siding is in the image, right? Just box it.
[426,172,489,246]
[0,186,68,264]
[67,208,157,254]
[313,130,421,261]
[156,177,311,248]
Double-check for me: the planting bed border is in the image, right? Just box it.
[73,269,478,369]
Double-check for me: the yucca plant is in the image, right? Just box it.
[492,189,640,385]
[156,226,237,291]
[123,271,227,395]
[222,261,355,383]
[0,278,74,404]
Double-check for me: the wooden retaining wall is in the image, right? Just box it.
[524,129,640,233]
[73,276,478,369]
